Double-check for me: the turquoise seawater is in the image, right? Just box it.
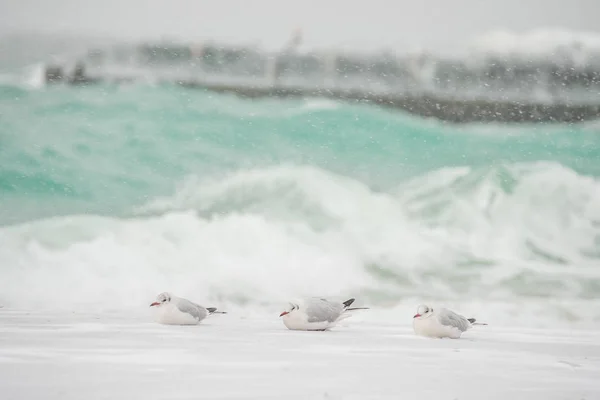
[1,82,600,325]
[2,84,599,223]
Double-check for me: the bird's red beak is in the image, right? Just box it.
[413,313,421,318]
[279,311,289,317]
[150,302,160,307]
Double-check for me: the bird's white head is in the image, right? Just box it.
[413,304,434,319]
[279,302,300,317]
[150,292,172,307]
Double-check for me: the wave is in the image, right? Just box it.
[1,162,599,325]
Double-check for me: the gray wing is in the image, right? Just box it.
[305,298,343,323]
[437,308,471,332]
[176,298,208,321]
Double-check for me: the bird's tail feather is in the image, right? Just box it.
[468,318,487,326]
[207,307,227,314]
[342,298,355,308]
[346,307,370,311]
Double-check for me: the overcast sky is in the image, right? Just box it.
[1,0,599,52]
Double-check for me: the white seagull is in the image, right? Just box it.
[279,297,369,331]
[149,292,226,325]
[412,304,486,339]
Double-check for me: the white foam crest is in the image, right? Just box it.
[142,163,600,268]
[139,164,386,221]
[397,161,600,266]
[138,165,456,269]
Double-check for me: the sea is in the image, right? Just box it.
[1,35,599,328]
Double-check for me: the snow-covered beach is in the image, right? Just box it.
[1,308,598,400]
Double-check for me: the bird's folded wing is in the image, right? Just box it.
[437,309,471,332]
[176,299,206,320]
[306,299,341,323]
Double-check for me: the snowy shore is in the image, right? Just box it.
[1,308,598,400]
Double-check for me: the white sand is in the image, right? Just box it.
[1,308,598,400]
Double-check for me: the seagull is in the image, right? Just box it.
[279,297,369,331]
[149,292,226,325]
[412,304,487,339]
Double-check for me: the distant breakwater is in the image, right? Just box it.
[41,40,600,124]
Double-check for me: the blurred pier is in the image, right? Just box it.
[43,39,600,124]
